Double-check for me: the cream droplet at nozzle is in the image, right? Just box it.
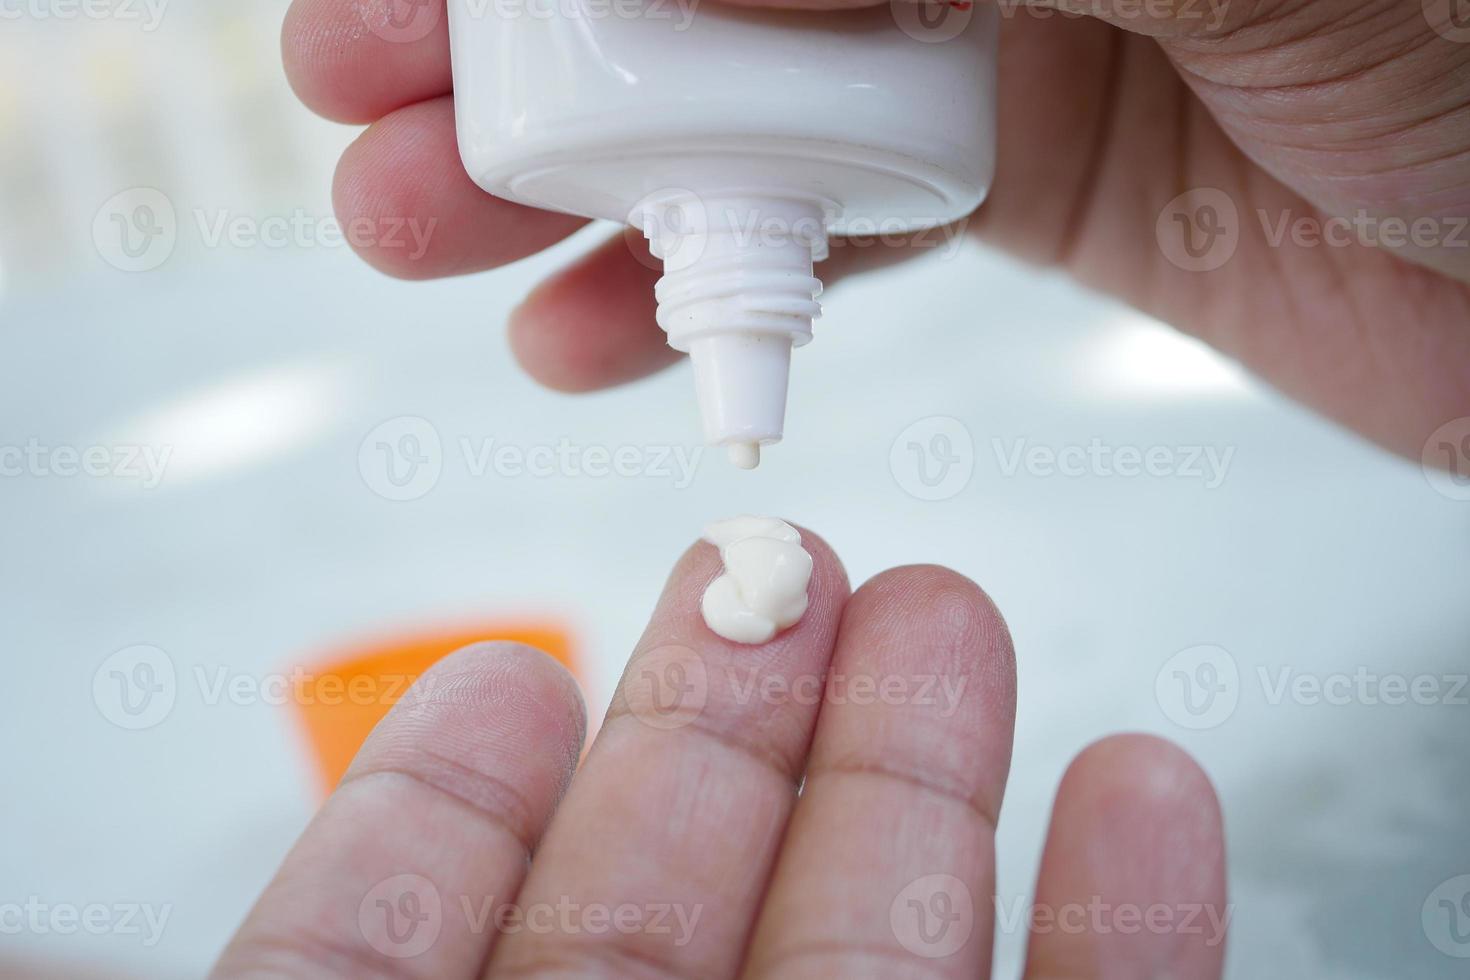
[727,441,760,470]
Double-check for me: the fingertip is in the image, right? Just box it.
[1028,734,1229,976]
[281,0,451,125]
[350,639,589,798]
[1047,734,1227,923]
[330,106,453,280]
[849,563,1016,685]
[1061,733,1223,829]
[858,563,1002,617]
[279,2,318,114]
[506,295,629,394]
[436,640,589,741]
[331,99,586,280]
[818,563,1016,822]
[439,640,588,754]
[280,1,354,123]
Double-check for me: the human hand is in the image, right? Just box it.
[213,529,1227,977]
[282,0,1469,462]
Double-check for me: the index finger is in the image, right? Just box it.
[487,525,850,978]
[212,643,586,978]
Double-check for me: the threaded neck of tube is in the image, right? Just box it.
[631,192,831,459]
[634,192,828,351]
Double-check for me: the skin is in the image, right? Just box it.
[278,0,1470,460]
[214,531,1229,978]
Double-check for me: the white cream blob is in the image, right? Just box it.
[700,516,813,644]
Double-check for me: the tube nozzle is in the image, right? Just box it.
[635,192,827,468]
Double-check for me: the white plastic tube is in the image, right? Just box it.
[448,0,997,465]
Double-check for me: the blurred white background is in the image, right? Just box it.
[1,1,1467,977]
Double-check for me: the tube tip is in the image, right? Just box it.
[726,441,761,469]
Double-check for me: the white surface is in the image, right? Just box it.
[1,4,1468,978]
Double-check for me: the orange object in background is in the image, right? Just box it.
[291,622,578,798]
